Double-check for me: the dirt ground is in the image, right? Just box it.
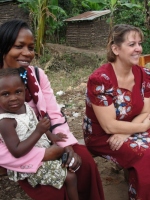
[0,44,129,200]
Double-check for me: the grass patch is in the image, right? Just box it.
[32,45,106,95]
[46,65,97,94]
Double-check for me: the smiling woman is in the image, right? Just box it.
[83,24,150,200]
[0,19,105,200]
[0,68,80,200]
[0,24,34,69]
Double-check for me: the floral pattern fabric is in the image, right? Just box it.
[0,103,67,189]
[8,160,66,189]
[83,63,150,199]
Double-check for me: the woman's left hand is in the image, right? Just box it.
[63,145,82,173]
[107,134,131,151]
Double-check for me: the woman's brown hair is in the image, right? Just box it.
[107,24,144,62]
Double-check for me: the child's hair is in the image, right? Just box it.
[107,24,144,62]
[0,67,27,85]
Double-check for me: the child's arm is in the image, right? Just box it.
[0,117,50,158]
[45,130,68,143]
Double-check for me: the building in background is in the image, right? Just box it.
[64,10,111,48]
[0,0,29,25]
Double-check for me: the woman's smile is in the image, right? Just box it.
[3,28,35,69]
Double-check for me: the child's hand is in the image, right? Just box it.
[36,118,50,135]
[51,133,68,143]
[45,131,68,142]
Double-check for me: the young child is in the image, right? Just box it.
[0,68,79,200]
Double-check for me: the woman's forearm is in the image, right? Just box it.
[132,113,149,123]
[42,145,64,161]
[105,119,148,135]
[92,103,150,136]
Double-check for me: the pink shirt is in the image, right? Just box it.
[0,66,77,172]
[28,66,78,147]
[0,140,44,173]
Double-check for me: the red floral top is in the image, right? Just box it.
[83,63,150,137]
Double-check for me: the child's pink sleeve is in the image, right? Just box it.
[0,141,45,173]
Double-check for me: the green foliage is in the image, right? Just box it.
[113,4,150,54]
[114,6,144,26]
[18,0,67,55]
[84,0,142,27]
[59,0,80,16]
[17,0,150,54]
[142,37,150,54]
[81,0,105,11]
[38,47,52,65]
[18,0,51,56]
[85,0,150,54]
[46,4,67,43]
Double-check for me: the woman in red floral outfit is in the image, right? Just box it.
[83,24,150,200]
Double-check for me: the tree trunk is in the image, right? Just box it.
[144,0,150,29]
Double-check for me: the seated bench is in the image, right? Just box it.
[139,54,150,67]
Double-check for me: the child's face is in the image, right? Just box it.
[0,76,25,114]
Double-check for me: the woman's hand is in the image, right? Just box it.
[62,146,82,173]
[43,144,64,161]
[142,114,150,129]
[107,134,131,151]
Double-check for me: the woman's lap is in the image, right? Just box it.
[72,144,104,200]
[86,133,150,168]
[18,179,69,200]
[18,144,104,200]
[86,133,150,199]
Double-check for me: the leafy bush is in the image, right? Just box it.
[114,5,150,54]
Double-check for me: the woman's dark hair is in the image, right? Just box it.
[107,24,144,62]
[0,19,31,68]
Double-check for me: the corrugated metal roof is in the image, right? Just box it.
[64,10,111,22]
